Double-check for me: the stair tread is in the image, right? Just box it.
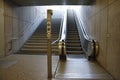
[67,51,83,54]
[66,40,80,44]
[25,43,47,45]
[66,43,81,45]
[67,47,82,49]
[21,48,58,51]
[23,45,58,47]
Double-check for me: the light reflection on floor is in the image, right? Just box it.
[55,54,113,80]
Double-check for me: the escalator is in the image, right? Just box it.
[18,18,61,55]
[66,10,83,55]
[55,10,113,80]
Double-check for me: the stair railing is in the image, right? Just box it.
[74,11,99,60]
[52,11,67,60]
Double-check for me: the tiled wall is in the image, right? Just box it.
[75,0,120,79]
[0,0,5,57]
[2,1,45,56]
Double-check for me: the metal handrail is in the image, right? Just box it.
[51,11,67,60]
[74,11,99,60]
[51,11,67,44]
[59,11,67,42]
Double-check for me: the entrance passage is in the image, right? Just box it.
[15,9,113,80]
[55,9,113,80]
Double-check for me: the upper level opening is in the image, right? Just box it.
[10,0,95,6]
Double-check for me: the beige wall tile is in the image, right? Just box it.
[4,16,13,37]
[107,0,120,79]
[4,16,13,54]
[95,14,101,40]
[4,1,13,17]
[12,18,19,37]
[95,0,108,13]
[0,0,4,8]
[109,0,118,4]
[98,8,108,68]
[0,0,5,57]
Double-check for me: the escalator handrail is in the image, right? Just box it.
[51,11,67,44]
[74,11,99,59]
[59,11,67,42]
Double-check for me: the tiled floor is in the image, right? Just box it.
[56,56,113,80]
[0,54,113,80]
[0,54,59,80]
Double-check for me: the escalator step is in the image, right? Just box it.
[67,51,83,54]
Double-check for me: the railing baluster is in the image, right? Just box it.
[47,9,53,78]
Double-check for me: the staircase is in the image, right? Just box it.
[66,10,83,54]
[18,19,61,55]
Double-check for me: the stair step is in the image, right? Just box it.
[67,35,79,40]
[68,31,78,33]
[67,51,83,54]
[27,40,47,43]
[21,48,58,53]
[66,40,80,43]
[29,38,59,41]
[68,31,78,32]
[25,42,57,45]
[67,38,79,40]
[67,37,80,39]
[68,32,78,33]
[68,29,78,30]
[67,36,79,38]
[66,44,81,47]
[30,37,47,39]
[67,39,80,41]
[23,45,58,49]
[67,47,82,51]
[30,37,58,39]
[23,45,47,49]
[27,41,47,44]
[24,43,58,47]
[67,35,79,36]
[31,35,59,37]
[19,51,59,54]
[28,39,58,42]
[29,39,47,40]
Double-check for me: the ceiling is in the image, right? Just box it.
[10,0,95,6]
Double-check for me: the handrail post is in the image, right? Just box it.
[59,40,66,60]
[47,9,53,78]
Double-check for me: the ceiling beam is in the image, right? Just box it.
[9,0,95,6]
